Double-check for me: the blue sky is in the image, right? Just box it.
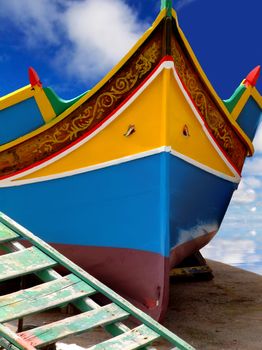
[0,0,261,272]
[0,0,261,97]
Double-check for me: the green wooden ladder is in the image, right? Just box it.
[0,212,195,350]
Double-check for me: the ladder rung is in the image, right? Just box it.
[0,247,57,282]
[0,222,19,244]
[0,323,35,350]
[19,303,129,347]
[2,241,133,340]
[87,324,160,350]
[0,274,96,322]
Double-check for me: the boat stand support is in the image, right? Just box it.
[170,251,214,281]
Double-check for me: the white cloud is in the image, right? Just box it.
[232,180,256,203]
[233,175,261,204]
[249,230,257,236]
[253,122,262,153]
[0,0,66,46]
[201,239,260,265]
[243,157,262,176]
[61,0,148,79]
[0,0,148,81]
[244,176,261,189]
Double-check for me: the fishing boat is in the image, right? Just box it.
[0,0,261,320]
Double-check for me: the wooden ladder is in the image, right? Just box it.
[0,212,195,350]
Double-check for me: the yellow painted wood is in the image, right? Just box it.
[231,87,252,120]
[251,88,262,108]
[0,247,57,282]
[18,71,165,180]
[172,9,254,155]
[0,82,56,123]
[0,7,259,185]
[18,68,235,182]
[0,10,166,153]
[0,274,95,322]
[230,86,262,120]
[0,7,259,168]
[165,69,236,177]
[0,85,34,110]
[33,86,56,122]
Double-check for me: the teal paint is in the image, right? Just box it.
[161,0,172,16]
[223,84,246,113]
[43,87,89,116]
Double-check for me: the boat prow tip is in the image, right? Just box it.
[243,65,261,87]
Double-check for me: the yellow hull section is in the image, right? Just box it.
[19,65,235,182]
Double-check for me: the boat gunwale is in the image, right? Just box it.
[0,8,260,182]
[0,58,242,183]
[0,9,257,156]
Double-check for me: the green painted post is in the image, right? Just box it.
[161,0,172,16]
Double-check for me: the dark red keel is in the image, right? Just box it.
[52,244,170,321]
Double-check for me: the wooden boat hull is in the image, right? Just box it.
[0,7,261,320]
[0,151,237,319]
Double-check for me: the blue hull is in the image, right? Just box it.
[0,152,237,261]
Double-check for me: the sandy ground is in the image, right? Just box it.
[6,260,262,350]
[162,260,262,349]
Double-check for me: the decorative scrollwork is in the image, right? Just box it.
[0,36,161,177]
[34,42,161,155]
[171,36,246,170]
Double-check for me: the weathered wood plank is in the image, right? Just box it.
[0,213,195,350]
[0,274,96,322]
[0,222,19,243]
[0,212,195,350]
[19,303,129,347]
[0,247,57,282]
[87,325,160,350]
[0,323,35,350]
[2,241,132,340]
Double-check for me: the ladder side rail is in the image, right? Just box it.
[0,337,21,350]
[0,222,19,243]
